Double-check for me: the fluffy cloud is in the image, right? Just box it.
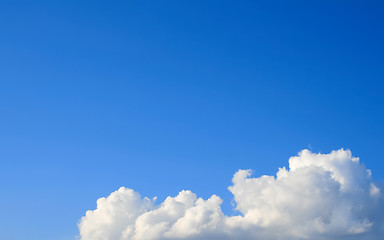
[78,149,383,240]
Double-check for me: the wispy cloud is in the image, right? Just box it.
[78,149,383,240]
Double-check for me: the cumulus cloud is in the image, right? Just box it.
[78,149,384,240]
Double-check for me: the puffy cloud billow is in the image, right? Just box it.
[78,149,384,240]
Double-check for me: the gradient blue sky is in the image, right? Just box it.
[1,1,384,239]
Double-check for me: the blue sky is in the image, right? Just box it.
[1,1,384,239]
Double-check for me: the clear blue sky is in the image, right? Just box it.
[1,1,383,239]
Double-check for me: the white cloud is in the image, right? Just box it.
[78,149,384,240]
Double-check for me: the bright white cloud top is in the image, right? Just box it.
[78,149,383,240]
